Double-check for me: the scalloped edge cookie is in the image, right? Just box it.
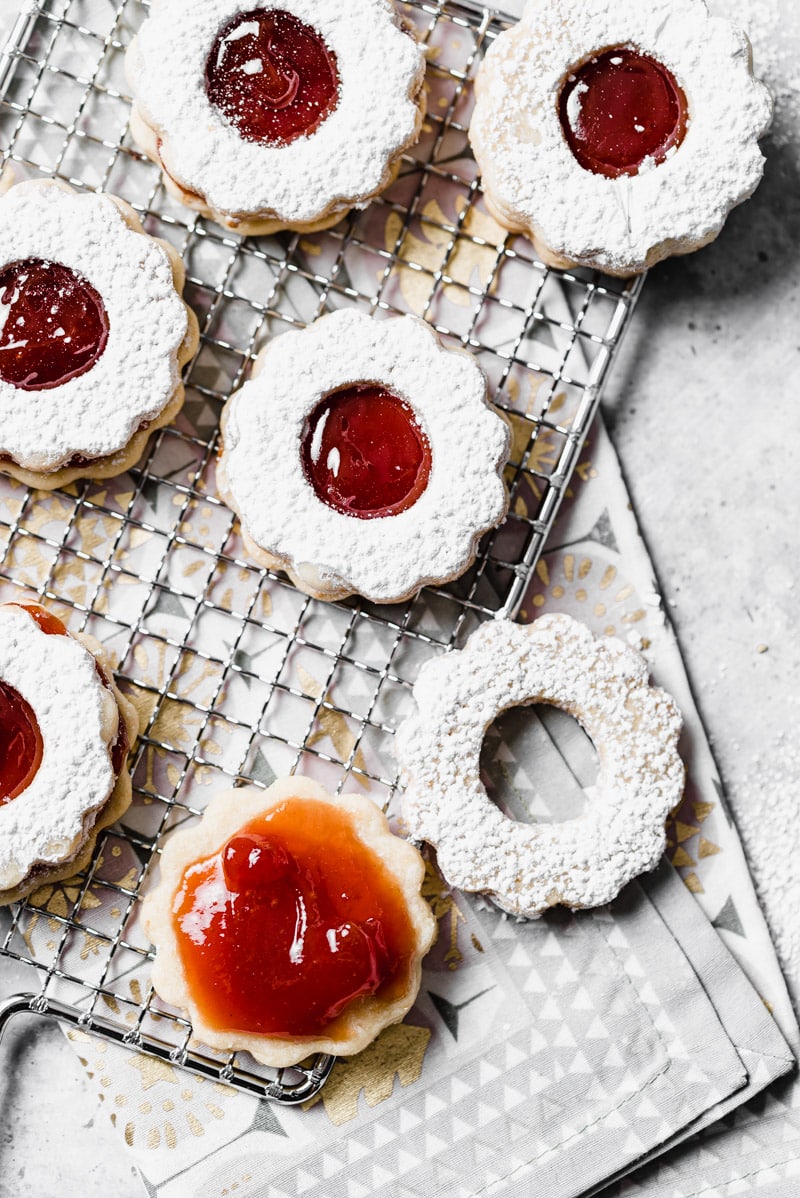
[0,607,139,904]
[396,613,684,917]
[125,0,426,235]
[217,310,511,604]
[469,0,772,275]
[0,180,199,487]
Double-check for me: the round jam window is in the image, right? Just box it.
[205,8,340,147]
[301,383,432,519]
[0,680,43,805]
[559,47,688,178]
[0,258,109,391]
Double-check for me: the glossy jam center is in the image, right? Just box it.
[0,258,109,391]
[205,8,339,147]
[559,47,688,178]
[0,679,43,806]
[301,384,432,519]
[0,605,60,804]
[173,799,418,1038]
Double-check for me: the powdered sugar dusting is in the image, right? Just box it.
[218,310,510,603]
[0,181,189,472]
[0,605,117,891]
[714,0,798,147]
[470,0,773,274]
[126,0,426,224]
[395,614,685,917]
[735,721,800,1010]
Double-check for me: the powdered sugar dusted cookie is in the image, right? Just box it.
[395,614,684,917]
[469,0,772,276]
[142,777,436,1068]
[126,0,426,235]
[218,310,511,603]
[0,180,198,488]
[0,603,139,904]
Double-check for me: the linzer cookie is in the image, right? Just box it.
[0,603,139,905]
[469,0,772,275]
[0,179,199,489]
[217,310,511,603]
[125,0,426,235]
[141,778,436,1067]
[395,614,684,918]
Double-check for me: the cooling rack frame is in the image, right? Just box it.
[0,0,643,1105]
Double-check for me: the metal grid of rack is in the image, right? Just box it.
[0,0,643,1103]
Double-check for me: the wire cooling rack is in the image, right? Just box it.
[0,0,643,1104]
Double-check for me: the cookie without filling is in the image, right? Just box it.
[396,613,684,917]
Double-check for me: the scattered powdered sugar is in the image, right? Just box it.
[126,0,425,223]
[218,310,510,603]
[0,605,117,891]
[470,0,773,274]
[0,180,188,472]
[735,724,800,1010]
[395,613,685,918]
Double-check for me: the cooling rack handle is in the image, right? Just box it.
[0,991,335,1104]
[0,992,94,1043]
[0,992,40,1043]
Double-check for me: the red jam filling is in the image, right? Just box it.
[301,384,432,519]
[0,680,43,806]
[1,605,58,802]
[6,603,128,778]
[0,258,109,391]
[173,799,418,1039]
[559,47,688,178]
[205,9,340,147]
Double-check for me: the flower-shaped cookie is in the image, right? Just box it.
[218,310,511,603]
[469,0,772,275]
[0,180,198,488]
[142,777,436,1067]
[0,603,138,904]
[126,0,426,235]
[395,614,684,917]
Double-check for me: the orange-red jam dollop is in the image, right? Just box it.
[301,383,432,519]
[172,799,419,1038]
[205,9,340,147]
[0,258,109,390]
[559,47,688,178]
